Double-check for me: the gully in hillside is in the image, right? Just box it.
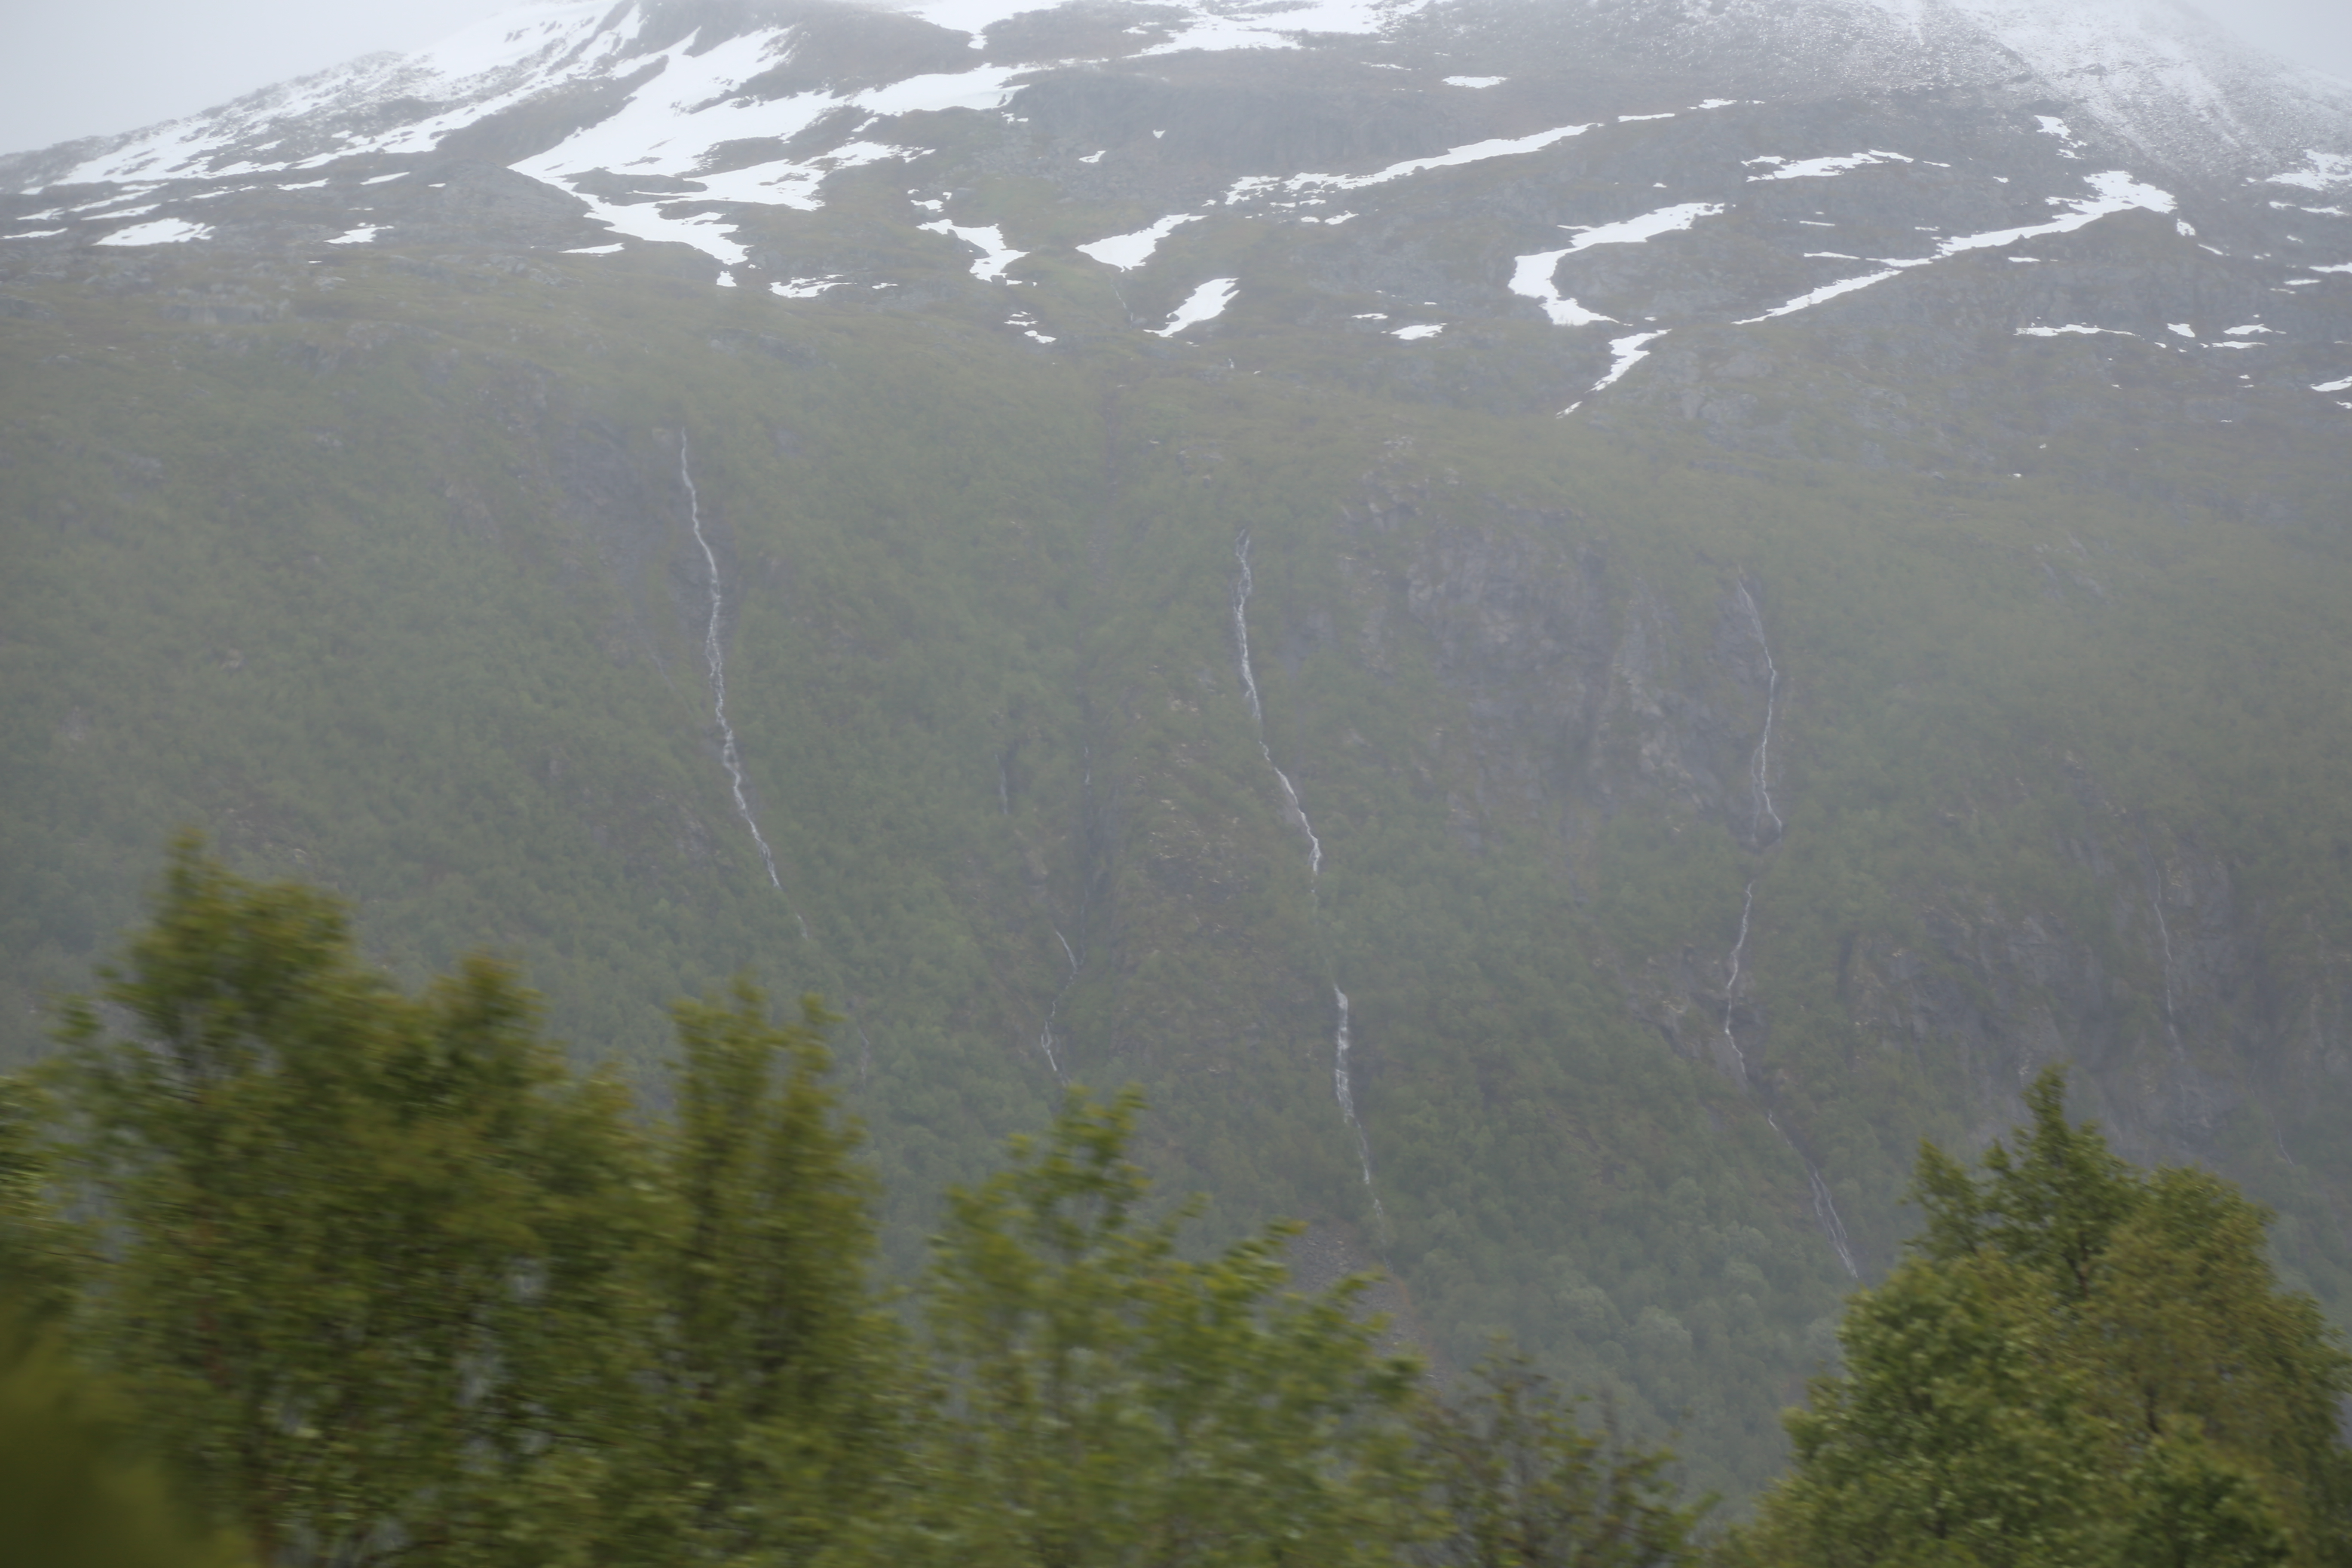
[1233,533,1381,1221]
[681,437,808,942]
[1721,576,1857,1278]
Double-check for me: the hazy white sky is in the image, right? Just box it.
[4,0,2350,156]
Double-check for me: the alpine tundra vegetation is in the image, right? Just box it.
[5,0,2352,1513]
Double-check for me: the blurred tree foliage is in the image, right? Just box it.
[1719,1070,2352,1568]
[6,843,1700,1566]
[15,846,2352,1566]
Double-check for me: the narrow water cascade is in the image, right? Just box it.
[2149,887,2179,1031]
[1771,1112,1861,1277]
[1035,925,1078,1083]
[1719,881,1757,1083]
[1332,988,1386,1222]
[1233,533,1322,881]
[682,438,784,894]
[1721,578,1857,1279]
[1735,579,1785,845]
[1233,533,1381,1218]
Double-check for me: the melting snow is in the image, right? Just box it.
[93,218,213,245]
[1506,251,1619,325]
[2168,322,2195,336]
[1390,322,1444,339]
[2313,375,2352,392]
[361,172,409,185]
[1079,150,1106,164]
[1136,0,1396,57]
[1591,330,1666,391]
[1076,213,1201,269]
[488,33,1019,263]
[1910,170,2174,259]
[2017,323,2136,337]
[589,204,750,265]
[1506,202,1717,327]
[1559,201,1724,249]
[2309,263,2352,274]
[327,224,386,244]
[1746,150,1913,181]
[919,219,1026,280]
[4,229,66,239]
[774,275,848,296]
[2223,323,2274,335]
[1154,276,1237,335]
[1225,122,1593,201]
[1737,268,1903,323]
[2266,153,2352,192]
[1004,308,1055,342]
[1443,76,1505,88]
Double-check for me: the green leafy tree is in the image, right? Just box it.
[1416,1347,1700,1567]
[1724,1070,2352,1568]
[644,981,903,1564]
[49,837,653,1567]
[881,1084,1427,1568]
[0,1074,81,1325]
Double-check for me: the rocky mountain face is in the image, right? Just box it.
[6,0,2352,1496]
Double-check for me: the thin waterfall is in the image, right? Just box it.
[1234,533,1321,879]
[1035,925,1078,1083]
[1720,881,1757,1082]
[682,438,784,894]
[1332,988,1386,1222]
[1736,579,1784,844]
[2149,885,2179,1029]
[1723,578,1857,1278]
[1772,1112,1860,1277]
[1234,533,1378,1217]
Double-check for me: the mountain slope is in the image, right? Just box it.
[6,0,2352,1499]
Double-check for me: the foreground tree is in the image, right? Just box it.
[1418,1349,1700,1568]
[1723,1069,2352,1568]
[877,1085,1428,1568]
[49,838,654,1567]
[644,982,903,1565]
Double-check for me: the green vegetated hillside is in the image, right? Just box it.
[6,236,2352,1498]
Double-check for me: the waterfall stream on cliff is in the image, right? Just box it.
[684,439,781,891]
[1332,988,1385,1219]
[1736,580,1785,844]
[1721,882,1757,1081]
[1035,926,1078,1082]
[682,439,807,949]
[1234,533,1379,1216]
[1772,1112,1861,1277]
[1233,534,1322,880]
[1722,579,1859,1278]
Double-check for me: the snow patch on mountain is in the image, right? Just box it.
[91,217,211,245]
[1155,276,1238,334]
[1225,122,1594,202]
[1561,202,1725,249]
[1078,213,1201,269]
[1746,150,1913,181]
[2267,152,2352,190]
[921,220,1027,279]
